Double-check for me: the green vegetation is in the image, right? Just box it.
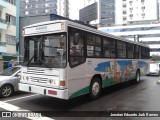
[151,55,160,61]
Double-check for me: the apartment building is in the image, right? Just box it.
[0,0,16,70]
[19,0,69,17]
[84,0,158,27]
[116,0,158,25]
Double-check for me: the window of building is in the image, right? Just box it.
[5,14,16,26]
[123,4,127,8]
[20,0,25,4]
[5,0,16,5]
[123,17,127,20]
[141,6,145,10]
[20,11,26,16]
[5,34,16,45]
[29,11,37,15]
[129,1,133,6]
[141,0,145,2]
[129,7,133,10]
[37,10,46,14]
[129,14,133,17]
[102,10,112,14]
[142,13,145,17]
[123,11,127,14]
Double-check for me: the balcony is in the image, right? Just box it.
[0,0,7,8]
[0,18,7,30]
[0,42,7,53]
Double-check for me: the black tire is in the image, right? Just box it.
[158,71,160,76]
[89,77,102,99]
[0,85,13,97]
[134,70,140,83]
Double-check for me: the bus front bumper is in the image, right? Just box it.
[19,83,68,100]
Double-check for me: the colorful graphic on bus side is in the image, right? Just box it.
[95,60,148,87]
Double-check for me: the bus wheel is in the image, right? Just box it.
[89,77,102,99]
[135,70,140,83]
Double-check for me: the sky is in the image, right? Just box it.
[69,0,85,20]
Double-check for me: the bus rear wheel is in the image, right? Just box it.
[134,70,140,83]
[89,77,102,99]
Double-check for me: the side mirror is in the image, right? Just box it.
[74,33,80,45]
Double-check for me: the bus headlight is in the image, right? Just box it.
[20,75,29,81]
[60,81,65,86]
[49,79,59,86]
[20,75,25,80]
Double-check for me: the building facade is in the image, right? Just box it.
[19,0,69,17]
[115,0,158,26]
[84,0,115,27]
[58,0,69,18]
[84,0,158,27]
[0,0,16,70]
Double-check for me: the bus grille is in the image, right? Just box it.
[30,76,48,83]
[27,69,45,75]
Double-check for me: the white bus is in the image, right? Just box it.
[19,20,149,100]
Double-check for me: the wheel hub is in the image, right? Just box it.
[2,86,11,97]
[92,82,100,96]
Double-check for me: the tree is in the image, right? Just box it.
[151,55,160,61]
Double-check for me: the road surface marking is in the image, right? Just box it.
[0,101,54,120]
[3,94,40,102]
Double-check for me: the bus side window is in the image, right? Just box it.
[103,37,116,58]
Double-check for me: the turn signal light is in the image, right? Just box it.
[60,81,65,86]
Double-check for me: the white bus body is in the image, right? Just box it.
[19,20,149,100]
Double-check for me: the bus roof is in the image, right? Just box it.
[23,20,149,48]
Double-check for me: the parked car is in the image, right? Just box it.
[149,63,160,76]
[0,66,21,97]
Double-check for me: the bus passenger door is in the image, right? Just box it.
[67,27,87,98]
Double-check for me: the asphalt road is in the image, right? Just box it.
[0,75,160,120]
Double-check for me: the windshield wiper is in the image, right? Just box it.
[26,54,35,66]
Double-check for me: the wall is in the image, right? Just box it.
[2,2,16,54]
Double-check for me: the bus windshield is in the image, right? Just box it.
[23,33,67,68]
